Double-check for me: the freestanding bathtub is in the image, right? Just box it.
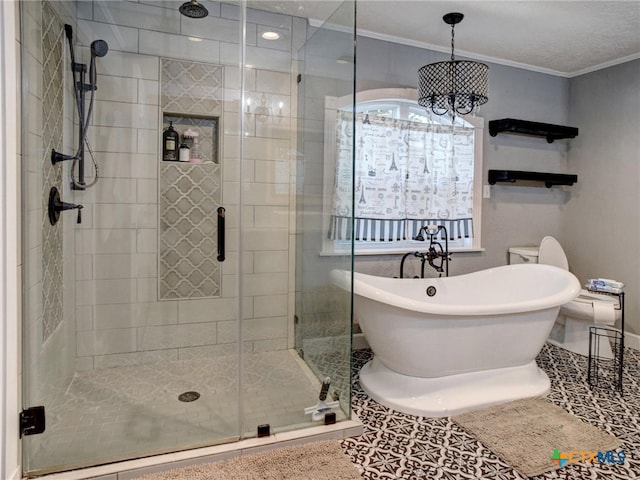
[332,264,580,417]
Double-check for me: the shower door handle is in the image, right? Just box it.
[217,207,225,262]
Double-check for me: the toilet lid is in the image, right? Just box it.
[538,236,569,270]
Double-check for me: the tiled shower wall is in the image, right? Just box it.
[23,0,78,400]
[71,1,305,370]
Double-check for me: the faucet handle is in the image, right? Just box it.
[48,187,84,225]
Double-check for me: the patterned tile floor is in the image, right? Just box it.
[342,343,640,479]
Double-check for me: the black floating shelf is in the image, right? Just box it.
[488,170,578,188]
[489,118,578,143]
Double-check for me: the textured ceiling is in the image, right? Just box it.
[247,0,640,77]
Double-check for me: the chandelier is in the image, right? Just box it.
[418,12,488,116]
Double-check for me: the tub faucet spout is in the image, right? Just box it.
[421,225,450,277]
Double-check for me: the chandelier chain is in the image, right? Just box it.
[451,24,455,62]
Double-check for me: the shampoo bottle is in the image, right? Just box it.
[162,121,179,161]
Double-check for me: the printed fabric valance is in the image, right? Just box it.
[330,111,475,242]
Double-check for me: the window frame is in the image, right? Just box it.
[321,88,484,256]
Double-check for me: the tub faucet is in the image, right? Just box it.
[400,225,450,278]
[421,225,450,277]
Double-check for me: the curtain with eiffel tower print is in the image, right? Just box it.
[330,111,474,242]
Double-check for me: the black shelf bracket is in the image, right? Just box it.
[489,118,578,143]
[488,169,578,188]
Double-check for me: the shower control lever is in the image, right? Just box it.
[48,187,84,225]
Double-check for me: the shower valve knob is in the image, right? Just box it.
[48,187,84,225]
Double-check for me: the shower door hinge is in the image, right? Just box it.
[20,406,46,437]
[297,74,302,83]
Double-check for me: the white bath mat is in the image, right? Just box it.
[452,397,620,477]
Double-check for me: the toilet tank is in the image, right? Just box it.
[509,246,539,264]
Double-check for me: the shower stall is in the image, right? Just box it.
[20,0,355,475]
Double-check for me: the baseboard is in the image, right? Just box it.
[353,333,370,350]
[8,466,20,480]
[625,331,640,351]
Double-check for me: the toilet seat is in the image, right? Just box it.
[538,236,569,270]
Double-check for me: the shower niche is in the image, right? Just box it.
[162,114,219,165]
[158,58,223,300]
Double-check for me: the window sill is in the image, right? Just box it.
[319,247,486,257]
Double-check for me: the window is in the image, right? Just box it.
[322,88,484,255]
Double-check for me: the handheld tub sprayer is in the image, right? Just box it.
[304,377,340,421]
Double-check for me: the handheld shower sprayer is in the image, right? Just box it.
[52,25,109,190]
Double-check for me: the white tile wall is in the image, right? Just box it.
[96,153,157,179]
[254,294,288,318]
[254,251,289,273]
[93,1,181,35]
[140,30,221,64]
[76,19,139,53]
[94,75,139,104]
[93,253,157,279]
[64,2,301,371]
[92,101,158,129]
[180,14,248,43]
[76,328,138,357]
[137,323,217,350]
[138,79,160,105]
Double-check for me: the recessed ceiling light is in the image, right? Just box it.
[188,36,203,42]
[262,31,280,41]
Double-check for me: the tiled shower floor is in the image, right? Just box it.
[343,343,640,479]
[26,350,325,474]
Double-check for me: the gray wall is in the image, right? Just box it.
[565,59,640,335]
[354,36,640,336]
[354,36,571,276]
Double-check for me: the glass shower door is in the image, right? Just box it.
[21,0,356,475]
[292,0,356,430]
[21,0,243,474]
[239,1,355,437]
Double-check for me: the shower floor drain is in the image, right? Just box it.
[178,391,200,402]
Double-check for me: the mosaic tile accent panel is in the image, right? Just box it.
[342,344,640,479]
[159,163,221,299]
[41,1,64,341]
[161,59,223,117]
[159,58,224,300]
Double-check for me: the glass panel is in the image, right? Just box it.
[22,0,355,474]
[291,2,356,432]
[21,0,242,473]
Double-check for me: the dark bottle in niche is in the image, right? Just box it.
[162,121,179,161]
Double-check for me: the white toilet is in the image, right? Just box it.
[509,236,621,358]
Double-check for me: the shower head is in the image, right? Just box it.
[90,39,109,58]
[179,0,209,19]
